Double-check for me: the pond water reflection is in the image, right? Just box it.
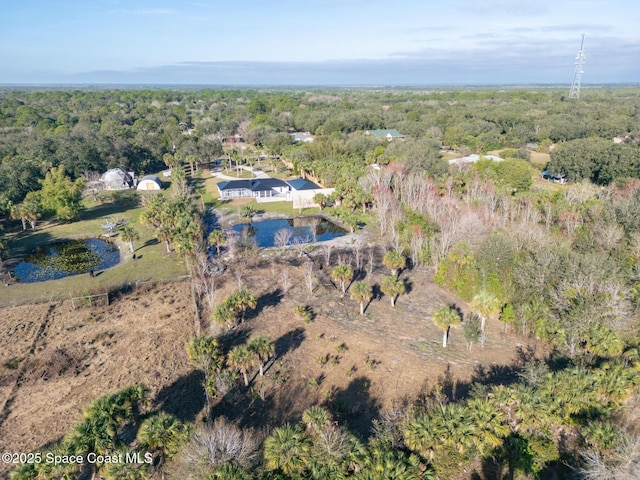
[232,217,345,248]
[13,238,120,283]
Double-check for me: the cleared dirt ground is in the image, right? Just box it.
[0,282,197,460]
[206,249,525,437]
[0,248,526,472]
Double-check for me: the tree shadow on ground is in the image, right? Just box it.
[353,268,367,282]
[217,327,252,356]
[245,288,283,320]
[136,238,159,252]
[403,278,413,295]
[79,195,138,223]
[154,370,206,423]
[274,327,306,358]
[6,231,54,257]
[437,345,536,402]
[324,375,381,441]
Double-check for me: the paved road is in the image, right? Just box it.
[212,165,269,180]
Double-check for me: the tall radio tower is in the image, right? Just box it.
[569,34,586,100]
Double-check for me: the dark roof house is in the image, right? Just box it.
[287,178,321,191]
[217,178,290,199]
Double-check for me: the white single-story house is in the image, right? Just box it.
[217,178,291,199]
[137,175,162,191]
[448,154,504,166]
[100,168,135,190]
[365,129,405,141]
[291,132,314,143]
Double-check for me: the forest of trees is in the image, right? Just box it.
[2,86,640,479]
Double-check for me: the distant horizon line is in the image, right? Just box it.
[1,82,639,91]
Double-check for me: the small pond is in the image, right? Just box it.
[232,217,346,248]
[13,238,121,283]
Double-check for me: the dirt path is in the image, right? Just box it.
[0,304,56,429]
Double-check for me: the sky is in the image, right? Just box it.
[0,0,638,86]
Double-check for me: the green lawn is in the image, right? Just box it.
[216,198,316,218]
[0,192,188,307]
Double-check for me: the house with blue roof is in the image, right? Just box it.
[287,178,320,191]
[217,178,291,199]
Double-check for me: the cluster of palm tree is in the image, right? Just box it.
[10,385,189,480]
[228,336,275,387]
[403,358,639,478]
[332,251,409,313]
[9,191,40,230]
[212,287,258,329]
[139,193,202,255]
[261,406,432,479]
[331,264,353,295]
[187,333,275,404]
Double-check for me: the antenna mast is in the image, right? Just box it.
[569,34,586,100]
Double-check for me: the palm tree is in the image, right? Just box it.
[240,204,258,224]
[302,406,331,435]
[8,462,38,480]
[10,202,28,230]
[383,251,406,277]
[350,280,372,315]
[186,335,223,408]
[64,417,117,480]
[465,397,510,456]
[248,336,275,376]
[470,290,501,348]
[331,264,354,295]
[120,225,140,253]
[212,302,236,330]
[157,225,173,253]
[115,384,150,426]
[380,276,405,307]
[404,415,443,462]
[354,441,428,480]
[209,463,253,480]
[313,193,327,210]
[208,229,226,255]
[228,287,257,322]
[138,412,190,474]
[263,424,310,475]
[101,449,150,480]
[228,345,255,387]
[432,306,461,348]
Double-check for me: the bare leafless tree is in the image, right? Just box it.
[353,242,363,271]
[579,435,640,480]
[230,260,246,289]
[315,425,351,462]
[191,251,217,312]
[173,417,260,477]
[280,265,292,294]
[303,261,315,293]
[367,247,375,278]
[308,217,320,242]
[291,236,309,257]
[274,228,293,248]
[324,244,333,267]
